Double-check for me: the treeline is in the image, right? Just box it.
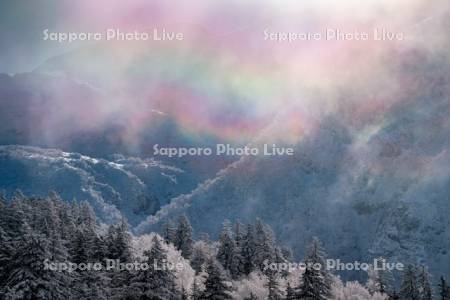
[0,192,450,299]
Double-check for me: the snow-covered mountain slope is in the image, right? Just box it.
[0,72,237,183]
[136,50,450,280]
[0,145,195,226]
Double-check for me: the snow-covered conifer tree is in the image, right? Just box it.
[254,219,276,272]
[296,237,331,299]
[129,236,180,299]
[217,220,243,279]
[241,223,257,276]
[164,219,178,245]
[285,282,296,300]
[200,259,232,299]
[176,215,194,260]
[416,266,432,300]
[438,277,450,300]
[265,271,283,300]
[399,265,419,300]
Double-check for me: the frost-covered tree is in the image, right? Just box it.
[200,259,232,299]
[191,278,203,300]
[297,265,327,299]
[244,292,259,300]
[265,271,283,300]
[107,218,133,262]
[191,241,213,274]
[254,219,276,272]
[234,221,244,247]
[438,277,450,300]
[91,234,108,262]
[163,219,177,245]
[128,236,180,299]
[296,237,332,299]
[217,220,242,279]
[2,227,72,299]
[285,282,296,300]
[0,194,26,239]
[176,215,194,260]
[71,213,109,298]
[241,223,257,275]
[0,227,14,286]
[378,267,394,296]
[70,202,101,264]
[74,268,110,300]
[336,280,388,300]
[366,260,394,296]
[399,265,419,300]
[390,291,400,300]
[0,191,5,207]
[78,201,97,230]
[181,286,189,300]
[106,219,134,299]
[281,247,294,263]
[417,266,432,300]
[71,227,94,263]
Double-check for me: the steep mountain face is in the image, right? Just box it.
[137,50,450,280]
[0,145,195,226]
[0,72,237,184]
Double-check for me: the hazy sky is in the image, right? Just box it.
[1,0,447,73]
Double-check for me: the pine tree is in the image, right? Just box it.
[234,221,244,248]
[106,224,118,257]
[296,237,331,300]
[129,236,180,299]
[265,271,283,300]
[2,226,72,299]
[70,201,99,263]
[107,219,133,298]
[1,193,26,239]
[417,266,432,300]
[176,215,194,259]
[232,220,246,277]
[367,265,379,294]
[297,265,328,300]
[399,265,419,300]
[217,220,242,278]
[0,191,6,208]
[241,223,257,275]
[92,234,108,261]
[244,292,259,300]
[57,201,77,242]
[191,241,212,274]
[367,259,394,296]
[254,219,276,273]
[181,286,189,300]
[390,290,400,300]
[106,219,132,262]
[0,227,14,291]
[71,227,92,263]
[285,282,296,300]
[377,267,394,295]
[438,277,450,300]
[78,201,97,230]
[191,278,203,300]
[200,259,233,299]
[281,247,294,262]
[114,218,133,262]
[163,219,177,245]
[74,267,110,300]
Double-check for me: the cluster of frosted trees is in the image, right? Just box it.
[0,192,449,299]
